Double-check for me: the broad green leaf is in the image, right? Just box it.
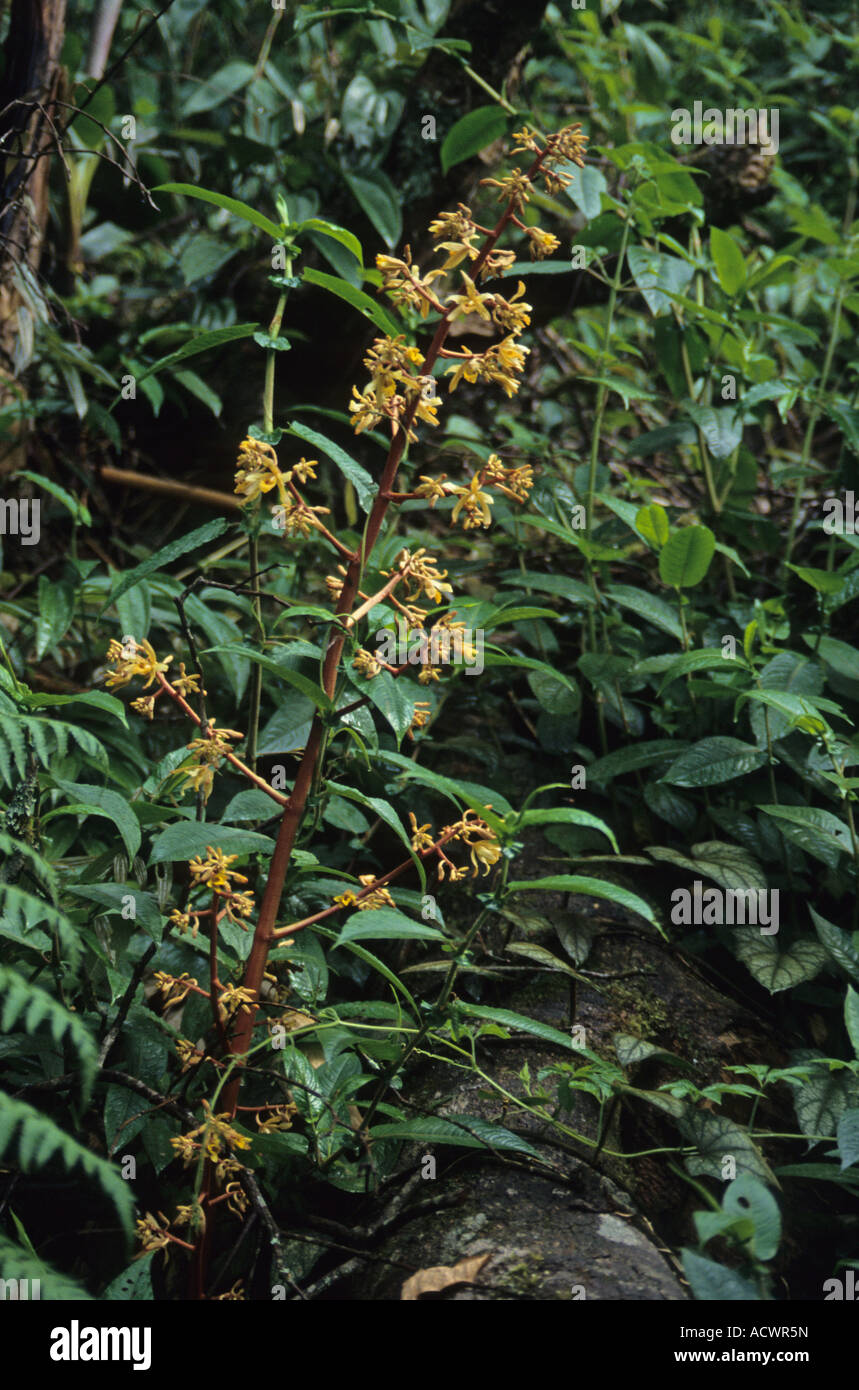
[733,932,828,993]
[635,503,669,548]
[454,1003,599,1058]
[284,419,376,512]
[837,1109,859,1170]
[680,1109,777,1185]
[605,585,683,639]
[181,62,256,117]
[760,805,851,866]
[149,822,273,865]
[203,643,332,711]
[710,227,746,295]
[658,525,715,588]
[101,519,228,614]
[505,875,661,932]
[685,404,743,459]
[811,907,859,985]
[588,739,689,784]
[681,1249,763,1301]
[793,1065,859,1139]
[846,985,859,1059]
[334,907,443,944]
[648,840,766,892]
[341,168,402,248]
[661,737,768,787]
[156,178,281,239]
[369,1115,540,1157]
[440,105,509,174]
[131,324,260,386]
[50,780,141,859]
[627,245,694,316]
[516,806,618,851]
[294,217,363,266]
[301,267,400,337]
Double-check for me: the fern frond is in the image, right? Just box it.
[0,966,96,1100]
[0,886,82,971]
[0,1093,135,1240]
[0,1234,93,1299]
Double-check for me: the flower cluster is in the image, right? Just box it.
[104,636,173,691]
[180,724,244,803]
[168,846,255,943]
[412,452,534,532]
[233,436,329,541]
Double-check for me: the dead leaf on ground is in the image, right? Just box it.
[400,1252,491,1300]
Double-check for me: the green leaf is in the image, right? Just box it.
[203,643,332,711]
[661,737,768,787]
[334,907,443,944]
[685,404,743,459]
[516,806,618,851]
[14,470,91,526]
[811,907,859,985]
[341,168,402,248]
[181,61,256,116]
[50,780,141,859]
[627,245,694,316]
[845,986,859,1059]
[793,1065,859,1139]
[294,217,363,266]
[324,780,425,886]
[588,739,688,785]
[656,648,742,694]
[284,419,376,512]
[369,1114,540,1157]
[710,227,746,296]
[605,585,683,639]
[356,670,416,744]
[504,941,588,980]
[301,267,400,336]
[527,668,580,716]
[733,932,828,993]
[453,1003,598,1058]
[680,1109,777,1185]
[34,577,75,660]
[681,1249,764,1301]
[505,875,661,932]
[649,840,766,892]
[102,1252,155,1300]
[101,519,227,614]
[759,804,851,867]
[658,525,715,588]
[154,180,281,239]
[131,324,260,387]
[440,105,509,174]
[837,1109,859,1170]
[149,822,273,866]
[635,503,669,548]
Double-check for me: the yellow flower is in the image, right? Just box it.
[446,271,493,322]
[353,648,383,678]
[333,890,358,909]
[451,475,494,530]
[234,436,284,503]
[104,637,173,690]
[136,1212,172,1253]
[292,456,318,484]
[408,812,435,852]
[525,226,561,260]
[188,847,248,894]
[414,475,450,506]
[491,281,531,333]
[356,873,395,910]
[130,695,156,720]
[408,701,432,738]
[469,836,502,877]
[479,168,533,209]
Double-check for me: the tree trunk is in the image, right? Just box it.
[0,0,67,474]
